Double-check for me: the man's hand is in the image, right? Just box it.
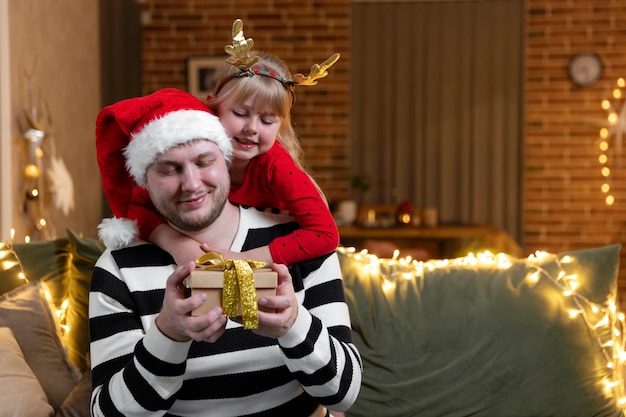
[253,263,298,338]
[155,261,227,343]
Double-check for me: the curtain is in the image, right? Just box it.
[350,0,525,244]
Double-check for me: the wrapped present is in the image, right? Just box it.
[189,252,277,329]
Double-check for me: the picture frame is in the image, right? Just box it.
[186,56,225,99]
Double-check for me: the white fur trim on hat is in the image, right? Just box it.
[124,109,232,186]
[97,217,139,249]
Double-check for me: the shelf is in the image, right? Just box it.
[338,224,522,258]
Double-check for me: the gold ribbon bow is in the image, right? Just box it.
[195,252,267,330]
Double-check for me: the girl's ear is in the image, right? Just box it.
[205,93,215,102]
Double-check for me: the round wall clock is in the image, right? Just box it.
[568,52,603,87]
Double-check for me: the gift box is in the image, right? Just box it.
[189,268,278,317]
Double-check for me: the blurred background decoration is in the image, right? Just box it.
[18,61,74,242]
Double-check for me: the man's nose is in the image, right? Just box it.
[180,165,202,191]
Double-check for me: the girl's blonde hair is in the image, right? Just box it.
[208,50,305,170]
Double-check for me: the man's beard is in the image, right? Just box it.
[154,186,229,232]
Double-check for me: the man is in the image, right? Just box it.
[89,88,361,416]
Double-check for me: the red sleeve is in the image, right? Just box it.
[263,148,339,265]
[128,186,165,241]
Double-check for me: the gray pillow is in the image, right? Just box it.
[0,281,80,411]
[0,326,54,417]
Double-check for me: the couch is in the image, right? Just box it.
[0,228,624,417]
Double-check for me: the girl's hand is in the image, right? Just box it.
[200,243,274,265]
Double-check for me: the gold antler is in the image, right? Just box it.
[293,53,340,86]
[224,19,260,69]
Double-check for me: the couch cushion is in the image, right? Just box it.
[64,229,104,372]
[0,326,54,417]
[12,236,72,307]
[54,369,92,417]
[0,242,28,294]
[0,281,80,411]
[340,245,624,417]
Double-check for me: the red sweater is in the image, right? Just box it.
[128,142,339,264]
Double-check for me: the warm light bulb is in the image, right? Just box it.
[381,279,395,293]
[0,260,17,270]
[602,99,611,110]
[609,112,618,124]
[599,154,608,164]
[602,167,611,177]
[24,163,40,179]
[606,195,615,205]
[568,309,581,318]
[527,271,540,283]
[613,88,621,99]
[601,183,610,193]
[600,140,609,151]
[26,188,40,200]
[600,129,609,139]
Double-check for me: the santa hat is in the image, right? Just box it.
[95,88,232,249]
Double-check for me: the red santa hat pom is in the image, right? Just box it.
[95,88,232,249]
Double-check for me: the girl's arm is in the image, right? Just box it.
[267,170,340,264]
[227,147,339,265]
[129,186,205,265]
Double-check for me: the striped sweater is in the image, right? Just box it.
[89,206,362,417]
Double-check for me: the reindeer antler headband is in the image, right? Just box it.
[215,19,340,99]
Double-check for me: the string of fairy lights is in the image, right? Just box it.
[3,237,626,406]
[0,240,69,332]
[599,77,626,206]
[339,246,626,409]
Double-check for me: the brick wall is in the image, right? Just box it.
[139,0,626,304]
[525,0,626,304]
[138,0,351,200]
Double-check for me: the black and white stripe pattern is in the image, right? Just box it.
[89,207,362,416]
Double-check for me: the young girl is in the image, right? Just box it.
[128,20,340,267]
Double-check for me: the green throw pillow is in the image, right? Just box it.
[340,245,624,417]
[0,242,27,295]
[12,236,72,307]
[65,228,104,372]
